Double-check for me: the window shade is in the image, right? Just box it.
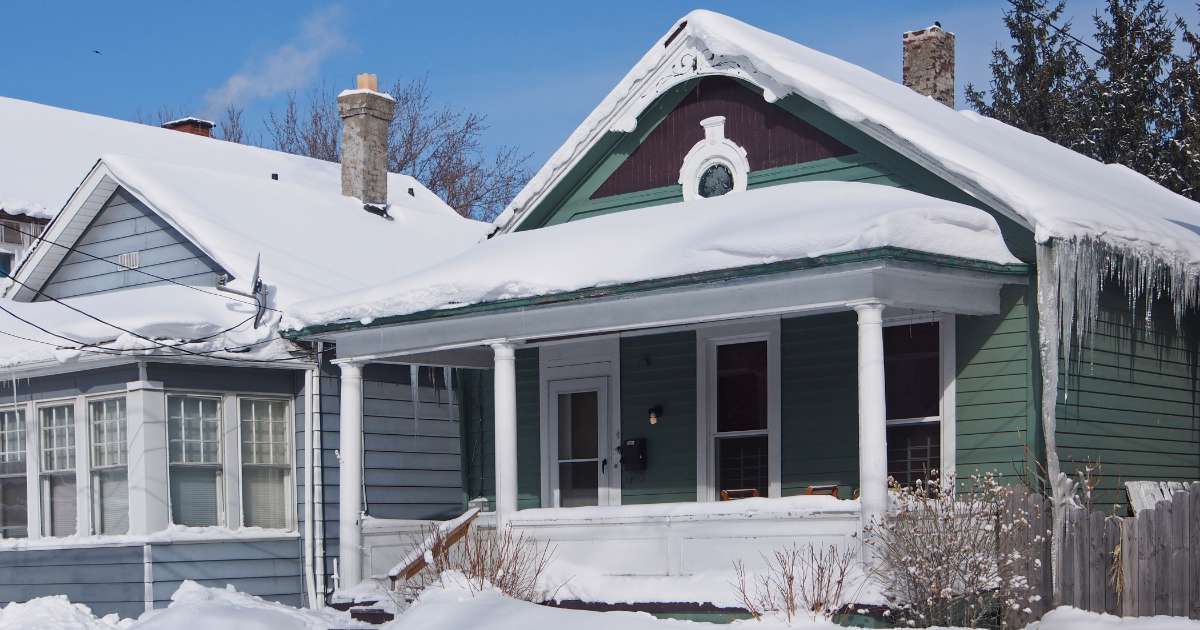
[170,467,218,527]
[0,478,26,539]
[46,474,77,537]
[242,467,286,529]
[95,469,128,535]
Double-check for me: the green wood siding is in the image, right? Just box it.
[1056,289,1200,509]
[620,332,698,504]
[780,312,859,497]
[955,285,1037,484]
[458,348,541,510]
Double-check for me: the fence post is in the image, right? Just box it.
[1138,507,1155,617]
[1122,516,1138,617]
[1170,490,1190,617]
[1154,500,1172,615]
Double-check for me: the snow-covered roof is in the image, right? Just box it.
[0,97,492,369]
[0,96,453,220]
[285,181,1022,329]
[498,11,1200,270]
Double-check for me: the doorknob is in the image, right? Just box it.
[602,458,608,473]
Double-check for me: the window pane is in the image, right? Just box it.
[717,341,768,432]
[242,467,287,529]
[95,469,129,535]
[45,474,77,537]
[884,322,940,420]
[0,409,26,476]
[716,435,768,498]
[0,477,27,539]
[167,396,220,464]
[170,467,218,527]
[89,398,127,468]
[240,399,289,466]
[558,462,598,508]
[556,392,598,461]
[887,423,940,488]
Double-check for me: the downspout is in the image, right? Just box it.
[303,366,318,608]
[313,342,328,602]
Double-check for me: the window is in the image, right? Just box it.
[0,253,12,278]
[884,321,942,487]
[39,404,76,537]
[168,395,222,527]
[239,398,290,529]
[698,163,734,198]
[89,398,128,535]
[0,409,27,539]
[714,341,769,498]
[555,390,600,508]
[0,221,22,245]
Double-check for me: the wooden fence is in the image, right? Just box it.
[1009,482,1200,620]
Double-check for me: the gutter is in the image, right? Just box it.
[286,246,1029,339]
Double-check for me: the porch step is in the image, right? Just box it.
[329,599,396,626]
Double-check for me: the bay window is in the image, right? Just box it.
[89,397,128,534]
[167,395,222,527]
[0,408,26,539]
[39,404,76,537]
[239,398,291,529]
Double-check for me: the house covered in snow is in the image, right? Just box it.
[285,11,1200,606]
[0,78,490,616]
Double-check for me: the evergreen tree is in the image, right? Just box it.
[1086,0,1178,180]
[1162,8,1200,199]
[965,0,1093,150]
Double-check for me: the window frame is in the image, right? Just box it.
[235,395,295,530]
[882,313,957,485]
[165,392,226,528]
[36,400,79,538]
[696,318,782,502]
[86,394,129,535]
[0,404,28,539]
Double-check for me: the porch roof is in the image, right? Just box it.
[284,181,1025,340]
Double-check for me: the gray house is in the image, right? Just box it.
[0,84,488,616]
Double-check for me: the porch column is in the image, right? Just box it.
[853,302,888,537]
[492,342,518,529]
[337,360,365,589]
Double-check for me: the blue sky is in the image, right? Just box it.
[1,1,1196,165]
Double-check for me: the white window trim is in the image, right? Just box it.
[881,313,957,484]
[164,392,227,528]
[695,318,782,502]
[33,396,84,538]
[85,393,128,536]
[537,336,621,508]
[235,395,296,530]
[0,403,31,539]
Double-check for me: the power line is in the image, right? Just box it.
[1005,0,1105,56]
[7,223,281,313]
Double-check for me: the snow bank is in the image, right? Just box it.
[287,181,1020,328]
[0,596,126,630]
[1026,608,1200,630]
[130,581,364,630]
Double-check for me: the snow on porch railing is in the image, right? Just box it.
[387,507,480,588]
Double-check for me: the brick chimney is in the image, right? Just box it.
[902,24,955,107]
[338,73,395,206]
[161,117,214,137]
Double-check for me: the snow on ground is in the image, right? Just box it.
[3,580,1200,630]
[286,180,1021,329]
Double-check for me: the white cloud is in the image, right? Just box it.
[202,5,347,116]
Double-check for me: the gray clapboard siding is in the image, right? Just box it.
[0,545,144,618]
[39,189,224,300]
[150,539,304,609]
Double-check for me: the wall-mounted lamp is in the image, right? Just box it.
[648,405,663,425]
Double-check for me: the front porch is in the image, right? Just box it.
[317,254,1027,589]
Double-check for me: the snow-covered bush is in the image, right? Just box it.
[865,471,1040,629]
[400,524,557,603]
[732,541,857,623]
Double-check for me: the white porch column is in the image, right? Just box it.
[337,361,365,589]
[491,342,518,529]
[853,302,888,537]
[126,380,169,535]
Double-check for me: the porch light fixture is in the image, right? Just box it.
[648,405,663,425]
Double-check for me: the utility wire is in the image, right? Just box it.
[1005,0,1105,56]
[6,223,281,313]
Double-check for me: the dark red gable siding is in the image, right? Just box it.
[591,77,854,199]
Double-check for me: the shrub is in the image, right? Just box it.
[733,541,857,623]
[399,524,556,603]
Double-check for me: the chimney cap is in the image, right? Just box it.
[338,72,395,102]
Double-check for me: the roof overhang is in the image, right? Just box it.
[294,250,1028,365]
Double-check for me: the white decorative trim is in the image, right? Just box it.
[695,318,781,502]
[678,116,749,201]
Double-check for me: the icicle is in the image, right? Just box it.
[1035,242,1067,605]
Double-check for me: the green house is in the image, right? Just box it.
[287,10,1200,604]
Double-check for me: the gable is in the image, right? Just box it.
[592,77,853,199]
[38,189,224,300]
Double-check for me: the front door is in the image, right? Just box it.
[547,377,611,507]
